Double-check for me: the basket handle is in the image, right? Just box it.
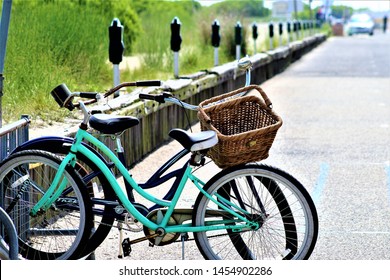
[197,107,212,124]
[199,85,273,109]
[253,85,273,109]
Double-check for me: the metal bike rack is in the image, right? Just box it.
[0,206,18,260]
[1,1,22,260]
[0,115,30,161]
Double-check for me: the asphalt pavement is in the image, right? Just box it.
[262,31,390,260]
[94,31,390,260]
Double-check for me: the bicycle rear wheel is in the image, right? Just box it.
[193,164,318,260]
[0,150,93,259]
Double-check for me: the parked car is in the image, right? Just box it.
[347,13,375,36]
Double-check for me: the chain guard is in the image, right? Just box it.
[143,208,195,246]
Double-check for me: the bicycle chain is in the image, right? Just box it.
[92,219,231,243]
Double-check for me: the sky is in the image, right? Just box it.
[197,0,390,12]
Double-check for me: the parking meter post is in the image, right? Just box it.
[278,22,283,47]
[235,21,242,60]
[173,52,179,78]
[312,20,315,34]
[311,20,314,35]
[304,21,308,37]
[269,22,274,50]
[211,19,221,66]
[113,64,120,93]
[252,22,258,54]
[287,21,291,44]
[170,17,182,78]
[213,48,218,67]
[108,18,124,98]
[307,21,310,36]
[236,45,241,61]
[298,20,302,39]
[311,20,314,34]
[293,20,298,40]
[303,20,309,36]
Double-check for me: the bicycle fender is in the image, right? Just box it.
[10,136,110,166]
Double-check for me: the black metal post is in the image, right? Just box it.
[170,17,182,78]
[252,22,258,54]
[108,18,124,98]
[235,21,242,60]
[211,19,220,66]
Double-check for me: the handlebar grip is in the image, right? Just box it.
[139,92,173,103]
[135,80,161,87]
[79,92,99,99]
[50,84,75,111]
[139,93,157,101]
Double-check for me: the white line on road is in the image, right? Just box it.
[311,162,329,206]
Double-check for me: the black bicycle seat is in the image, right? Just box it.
[89,114,139,134]
[169,128,218,152]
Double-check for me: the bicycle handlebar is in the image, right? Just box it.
[51,80,162,110]
[137,56,253,110]
[102,80,162,98]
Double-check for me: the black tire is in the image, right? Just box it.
[193,164,318,260]
[0,150,94,259]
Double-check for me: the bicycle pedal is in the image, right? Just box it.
[121,237,132,257]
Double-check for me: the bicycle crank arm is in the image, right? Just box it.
[120,233,160,258]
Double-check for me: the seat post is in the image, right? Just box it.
[111,134,136,202]
[113,135,124,153]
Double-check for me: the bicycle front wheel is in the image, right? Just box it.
[11,139,118,258]
[0,150,93,260]
[193,164,318,260]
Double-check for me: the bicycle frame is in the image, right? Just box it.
[30,128,256,234]
[11,135,190,213]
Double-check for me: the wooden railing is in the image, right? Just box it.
[95,34,326,168]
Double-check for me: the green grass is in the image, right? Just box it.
[2,2,111,124]
[1,1,326,125]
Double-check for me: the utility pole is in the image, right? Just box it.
[0,0,13,127]
[293,0,298,20]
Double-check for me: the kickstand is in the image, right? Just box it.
[117,221,123,258]
[181,233,189,260]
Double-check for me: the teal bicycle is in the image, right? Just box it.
[0,79,318,260]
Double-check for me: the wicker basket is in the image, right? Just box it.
[197,85,283,169]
